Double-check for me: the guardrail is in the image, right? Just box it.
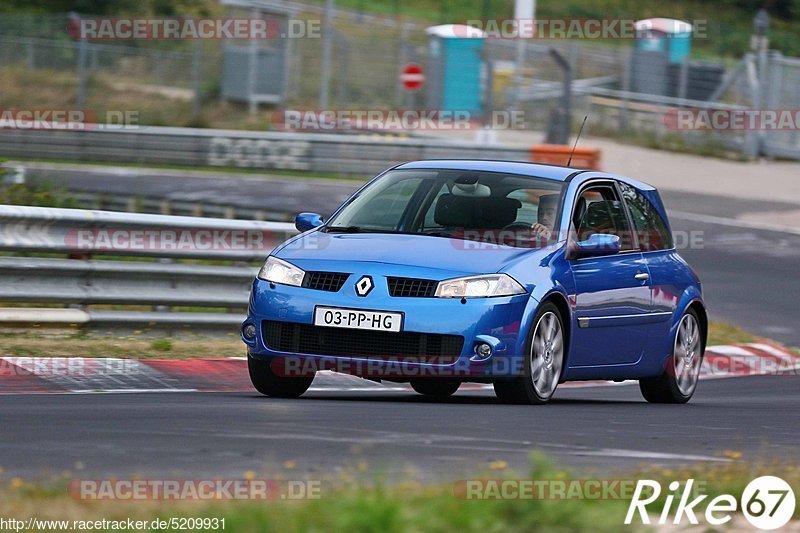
[0,126,533,176]
[0,205,297,335]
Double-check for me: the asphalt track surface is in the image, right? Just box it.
[2,375,799,481]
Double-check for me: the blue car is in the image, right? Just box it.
[242,160,706,404]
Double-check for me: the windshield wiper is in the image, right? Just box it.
[324,227,454,237]
[324,226,399,234]
[324,225,365,233]
[419,231,454,238]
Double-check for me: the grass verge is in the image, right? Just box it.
[1,455,798,532]
[0,321,765,359]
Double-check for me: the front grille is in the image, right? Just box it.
[387,277,438,297]
[303,272,349,292]
[263,321,463,364]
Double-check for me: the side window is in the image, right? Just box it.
[506,189,534,225]
[572,185,635,251]
[505,188,560,227]
[618,182,673,251]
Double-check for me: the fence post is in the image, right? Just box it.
[192,40,202,121]
[76,37,88,110]
[26,38,35,69]
[619,47,631,132]
[319,0,335,109]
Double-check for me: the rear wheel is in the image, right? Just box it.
[494,302,564,405]
[410,379,460,398]
[248,354,315,398]
[639,308,703,404]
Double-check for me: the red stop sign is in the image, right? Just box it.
[400,63,425,91]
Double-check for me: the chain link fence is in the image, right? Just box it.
[0,9,796,159]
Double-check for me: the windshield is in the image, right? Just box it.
[326,169,565,248]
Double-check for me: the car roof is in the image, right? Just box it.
[392,159,584,181]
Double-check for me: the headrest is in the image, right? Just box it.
[452,174,491,197]
[480,197,523,228]
[434,194,522,229]
[581,201,622,232]
[538,194,559,210]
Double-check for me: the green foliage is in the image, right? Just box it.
[0,180,79,208]
[150,339,174,352]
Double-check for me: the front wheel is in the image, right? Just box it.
[494,302,565,405]
[410,379,460,398]
[248,354,315,398]
[639,308,704,404]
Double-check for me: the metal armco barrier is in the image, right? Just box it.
[0,205,295,260]
[0,205,298,334]
[0,126,532,175]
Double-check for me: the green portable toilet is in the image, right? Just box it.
[631,18,693,96]
[634,18,693,64]
[425,24,486,118]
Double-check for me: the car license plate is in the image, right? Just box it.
[314,306,403,332]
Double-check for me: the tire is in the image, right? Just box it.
[410,379,460,398]
[640,308,704,404]
[493,302,565,405]
[248,354,314,398]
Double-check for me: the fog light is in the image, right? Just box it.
[475,342,493,359]
[242,323,256,340]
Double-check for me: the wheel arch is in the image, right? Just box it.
[686,299,708,355]
[539,291,573,380]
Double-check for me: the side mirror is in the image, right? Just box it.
[572,233,621,258]
[295,212,324,232]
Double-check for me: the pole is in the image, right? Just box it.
[192,40,202,121]
[247,8,259,114]
[511,0,535,110]
[319,0,334,109]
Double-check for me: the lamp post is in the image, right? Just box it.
[752,8,769,157]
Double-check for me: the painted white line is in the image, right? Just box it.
[669,210,800,236]
[706,345,757,356]
[68,388,200,394]
[0,389,200,395]
[746,343,799,358]
[575,448,730,462]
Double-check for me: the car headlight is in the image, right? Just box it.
[434,274,526,298]
[257,256,305,287]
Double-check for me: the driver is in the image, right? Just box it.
[531,193,558,240]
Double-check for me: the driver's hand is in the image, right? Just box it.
[531,223,551,240]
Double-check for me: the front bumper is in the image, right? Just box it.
[243,274,532,381]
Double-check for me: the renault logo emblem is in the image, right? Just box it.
[355,275,373,297]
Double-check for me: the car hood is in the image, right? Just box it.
[275,231,542,277]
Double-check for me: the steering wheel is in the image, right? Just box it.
[501,222,533,232]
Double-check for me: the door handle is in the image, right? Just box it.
[634,272,649,281]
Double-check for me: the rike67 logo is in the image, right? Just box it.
[625,476,796,529]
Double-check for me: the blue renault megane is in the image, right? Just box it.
[242,160,706,404]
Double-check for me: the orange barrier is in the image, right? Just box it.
[529,144,601,170]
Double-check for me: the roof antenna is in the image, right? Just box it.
[567,115,588,167]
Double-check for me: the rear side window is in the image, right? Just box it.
[618,182,674,251]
